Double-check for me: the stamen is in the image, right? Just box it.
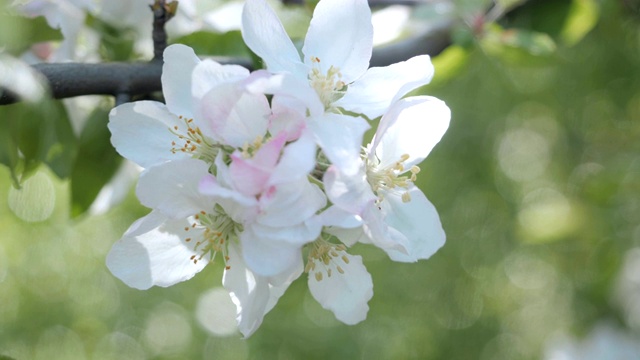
[365,152,422,205]
[305,237,351,282]
[308,57,347,110]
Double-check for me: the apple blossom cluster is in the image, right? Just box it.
[106,0,451,337]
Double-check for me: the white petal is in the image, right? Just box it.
[323,165,375,215]
[361,204,410,254]
[326,226,367,247]
[246,71,324,118]
[223,243,270,337]
[248,220,321,247]
[257,179,326,227]
[381,188,446,262]
[136,159,212,218]
[241,0,307,76]
[223,243,302,337]
[302,0,373,83]
[269,130,316,184]
[308,251,373,325]
[310,113,370,176]
[162,44,200,118]
[335,55,435,119]
[108,101,190,168]
[317,206,362,229]
[373,96,451,169]
[106,211,209,290]
[191,59,249,101]
[198,82,270,147]
[240,225,303,277]
[264,257,303,313]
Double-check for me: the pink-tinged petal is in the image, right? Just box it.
[198,81,270,147]
[257,180,326,227]
[335,55,435,119]
[229,153,271,197]
[372,96,451,169]
[240,226,303,277]
[310,113,370,176]
[270,130,316,185]
[380,188,446,262]
[136,159,212,218]
[191,59,249,101]
[223,243,270,338]
[108,101,190,168]
[253,131,287,167]
[229,132,287,196]
[270,95,307,141]
[323,165,375,215]
[241,0,307,77]
[106,211,209,290]
[302,0,373,83]
[162,44,200,118]
[307,251,373,325]
[246,71,324,118]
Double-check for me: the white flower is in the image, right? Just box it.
[199,140,326,277]
[108,44,267,169]
[241,0,435,174]
[323,96,450,261]
[305,238,373,324]
[106,158,301,338]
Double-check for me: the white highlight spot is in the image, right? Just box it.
[8,171,55,222]
[196,287,238,337]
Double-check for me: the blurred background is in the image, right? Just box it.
[1,0,640,358]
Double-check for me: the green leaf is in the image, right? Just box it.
[0,14,63,55]
[481,24,557,64]
[171,31,251,58]
[430,45,470,87]
[41,101,78,179]
[0,99,77,188]
[70,107,122,217]
[85,14,136,61]
[560,0,599,46]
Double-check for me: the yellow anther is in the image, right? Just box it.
[342,255,349,264]
[337,266,344,274]
[315,272,323,281]
[402,192,411,203]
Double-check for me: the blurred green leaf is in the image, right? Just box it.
[0,100,76,188]
[70,107,122,217]
[496,0,524,10]
[561,0,599,46]
[481,24,557,64]
[431,45,470,87]
[171,31,251,57]
[86,14,136,61]
[0,14,63,55]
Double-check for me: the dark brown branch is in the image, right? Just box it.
[0,57,253,105]
[151,0,176,61]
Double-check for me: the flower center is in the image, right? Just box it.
[169,115,219,163]
[365,153,421,204]
[308,56,346,111]
[184,204,242,269]
[305,238,350,281]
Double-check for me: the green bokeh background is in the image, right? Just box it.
[1,0,640,359]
